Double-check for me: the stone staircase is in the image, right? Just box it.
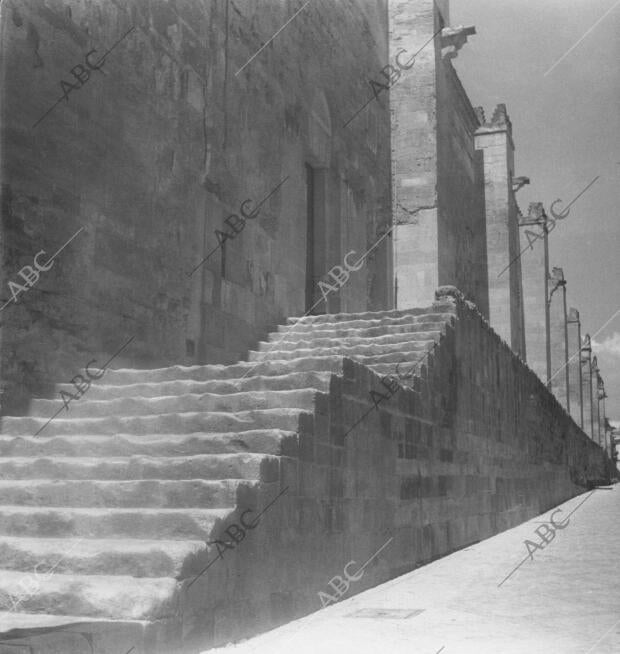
[0,303,454,653]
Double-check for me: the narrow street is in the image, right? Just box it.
[209,485,620,654]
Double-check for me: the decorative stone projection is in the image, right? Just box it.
[440,25,476,61]
[581,334,595,440]
[389,0,488,315]
[475,104,526,357]
[520,203,549,382]
[548,267,569,411]
[567,308,584,429]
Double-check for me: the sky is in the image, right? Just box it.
[450,0,620,419]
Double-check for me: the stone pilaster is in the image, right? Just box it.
[596,370,606,448]
[548,267,569,411]
[474,105,526,357]
[389,0,440,309]
[567,308,583,429]
[581,335,595,440]
[520,203,548,382]
[389,1,486,313]
[592,356,601,445]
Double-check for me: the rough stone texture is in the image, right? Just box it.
[389,0,488,315]
[0,289,613,653]
[0,0,392,414]
[475,105,525,357]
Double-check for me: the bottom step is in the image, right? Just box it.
[0,612,149,654]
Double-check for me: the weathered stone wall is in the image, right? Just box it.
[475,105,525,357]
[389,0,488,315]
[0,289,612,653]
[592,358,601,445]
[389,0,440,308]
[0,0,392,413]
[582,344,595,439]
[549,267,569,411]
[180,289,613,651]
[567,308,584,429]
[436,61,488,317]
[520,203,548,381]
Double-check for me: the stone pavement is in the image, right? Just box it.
[206,484,620,654]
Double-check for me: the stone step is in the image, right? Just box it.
[0,305,453,641]
[1,408,306,437]
[367,346,438,374]
[0,535,205,578]
[347,348,437,368]
[276,314,454,336]
[247,338,435,362]
[0,430,295,458]
[258,329,442,352]
[0,453,274,481]
[0,612,146,652]
[53,371,334,401]
[99,355,345,385]
[0,506,231,540]
[0,569,177,620]
[28,388,319,419]
[0,478,254,508]
[285,304,453,325]
[271,319,447,342]
[366,361,428,382]
[238,350,435,376]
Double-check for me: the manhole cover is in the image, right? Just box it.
[345,608,425,620]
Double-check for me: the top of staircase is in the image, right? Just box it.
[285,303,456,325]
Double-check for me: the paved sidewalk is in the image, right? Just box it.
[207,485,620,654]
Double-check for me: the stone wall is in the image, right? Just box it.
[0,288,612,653]
[520,203,548,381]
[582,341,595,439]
[436,58,488,317]
[0,0,392,413]
[549,267,569,411]
[592,358,601,445]
[567,308,583,429]
[181,288,613,651]
[475,105,525,357]
[389,0,488,314]
[389,0,440,308]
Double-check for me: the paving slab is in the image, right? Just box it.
[206,485,620,654]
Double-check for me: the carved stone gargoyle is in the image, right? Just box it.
[441,25,476,60]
